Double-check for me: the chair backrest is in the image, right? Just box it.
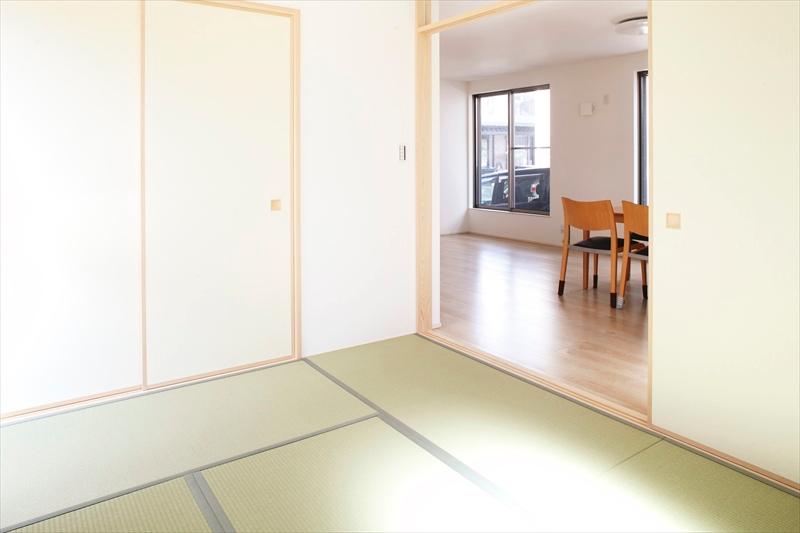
[621,200,649,237]
[561,197,616,232]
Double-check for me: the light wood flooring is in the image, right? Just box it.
[438,233,648,417]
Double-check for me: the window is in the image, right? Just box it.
[637,70,649,205]
[474,85,550,214]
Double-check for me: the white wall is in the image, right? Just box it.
[440,79,469,235]
[268,0,417,355]
[1,0,417,416]
[467,52,647,246]
[0,1,142,414]
[650,1,799,484]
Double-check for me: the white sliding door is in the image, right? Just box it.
[144,1,293,385]
[0,1,142,414]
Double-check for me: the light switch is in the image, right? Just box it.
[270,199,282,211]
[666,212,681,229]
[579,102,594,116]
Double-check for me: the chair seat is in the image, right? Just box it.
[573,236,625,251]
[632,246,649,257]
[630,232,649,242]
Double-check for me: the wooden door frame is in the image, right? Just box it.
[414,0,798,493]
[1,0,301,421]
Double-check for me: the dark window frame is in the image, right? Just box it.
[637,70,648,205]
[473,84,551,215]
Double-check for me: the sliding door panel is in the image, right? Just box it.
[144,1,292,385]
[0,1,142,414]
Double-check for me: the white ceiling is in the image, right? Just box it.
[439,0,648,81]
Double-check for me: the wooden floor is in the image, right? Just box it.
[439,233,648,417]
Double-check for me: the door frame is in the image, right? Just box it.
[414,0,798,493]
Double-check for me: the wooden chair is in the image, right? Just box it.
[558,198,624,308]
[618,200,649,307]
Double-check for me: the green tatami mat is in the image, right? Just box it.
[13,478,210,533]
[603,441,800,532]
[202,417,524,532]
[310,335,658,504]
[1,362,373,530]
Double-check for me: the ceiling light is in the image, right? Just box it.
[615,16,648,35]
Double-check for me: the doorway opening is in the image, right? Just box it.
[419,0,651,423]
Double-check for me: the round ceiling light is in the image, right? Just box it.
[615,16,648,35]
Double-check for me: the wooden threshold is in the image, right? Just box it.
[0,385,143,422]
[144,354,296,390]
[421,330,647,423]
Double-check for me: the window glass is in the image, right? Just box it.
[475,86,550,214]
[638,71,649,205]
[477,93,509,208]
[512,89,550,212]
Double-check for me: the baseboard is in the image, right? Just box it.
[455,231,562,249]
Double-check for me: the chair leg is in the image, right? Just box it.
[582,252,589,289]
[593,254,599,288]
[641,260,648,299]
[610,254,618,308]
[558,241,569,296]
[610,229,624,307]
[581,230,590,290]
[618,253,629,306]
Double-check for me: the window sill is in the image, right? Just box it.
[470,207,551,218]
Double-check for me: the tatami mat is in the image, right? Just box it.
[605,441,800,532]
[202,417,524,532]
[1,362,373,530]
[12,478,210,533]
[310,335,800,531]
[4,335,797,532]
[310,335,659,503]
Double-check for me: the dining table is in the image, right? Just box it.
[613,205,624,223]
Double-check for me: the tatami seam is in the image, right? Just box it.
[0,412,378,533]
[189,472,237,533]
[302,357,515,506]
[185,472,228,533]
[606,438,663,472]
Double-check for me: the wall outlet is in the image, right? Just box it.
[270,199,282,211]
[666,212,681,229]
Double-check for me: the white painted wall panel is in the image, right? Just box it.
[265,0,417,356]
[650,0,799,483]
[0,1,142,414]
[144,1,292,384]
[439,79,469,236]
